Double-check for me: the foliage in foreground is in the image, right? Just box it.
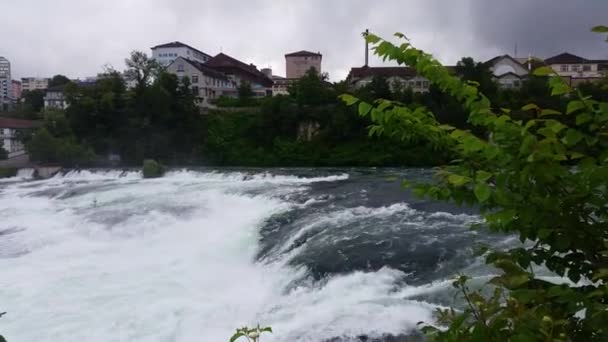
[341,27,608,341]
[230,325,272,342]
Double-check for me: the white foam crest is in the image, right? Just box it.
[0,168,35,183]
[260,268,437,341]
[54,169,141,181]
[163,169,349,184]
[276,204,416,255]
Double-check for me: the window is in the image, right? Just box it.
[571,65,581,72]
[415,81,422,87]
[177,64,184,72]
[192,86,199,94]
[560,65,569,72]
[192,75,199,84]
[513,80,521,87]
[422,81,430,88]
[583,65,592,72]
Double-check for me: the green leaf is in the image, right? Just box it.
[339,94,359,106]
[533,66,555,76]
[576,113,592,125]
[592,25,608,33]
[561,129,584,146]
[593,268,608,281]
[358,102,373,116]
[538,229,552,239]
[551,83,571,96]
[546,120,566,134]
[566,100,586,114]
[364,33,381,44]
[522,103,539,111]
[474,183,491,203]
[540,109,562,117]
[394,32,409,40]
[475,170,493,182]
[448,174,471,187]
[230,332,245,342]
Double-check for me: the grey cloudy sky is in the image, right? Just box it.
[1,0,607,81]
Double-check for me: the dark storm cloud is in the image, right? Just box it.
[469,0,608,61]
[0,0,606,82]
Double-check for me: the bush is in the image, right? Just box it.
[26,128,95,166]
[342,28,608,341]
[0,167,17,178]
[142,159,165,178]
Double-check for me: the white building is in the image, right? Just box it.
[21,77,50,92]
[544,53,608,87]
[44,85,69,110]
[0,117,39,158]
[166,57,236,108]
[346,67,432,93]
[0,57,12,111]
[151,41,212,67]
[484,55,531,89]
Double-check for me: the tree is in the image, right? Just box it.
[125,51,162,91]
[342,28,608,341]
[289,68,332,106]
[455,57,498,99]
[237,81,254,105]
[48,75,71,88]
[21,89,45,113]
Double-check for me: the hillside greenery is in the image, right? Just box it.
[14,46,608,169]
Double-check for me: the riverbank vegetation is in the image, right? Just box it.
[14,46,607,168]
[340,25,608,341]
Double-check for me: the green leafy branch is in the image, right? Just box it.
[341,28,608,341]
[230,325,272,342]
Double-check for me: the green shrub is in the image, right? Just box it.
[342,27,608,341]
[0,168,17,178]
[142,159,165,178]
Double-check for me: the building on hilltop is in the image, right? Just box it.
[21,77,50,92]
[544,52,608,87]
[0,57,12,111]
[285,50,322,79]
[346,66,437,93]
[484,55,532,89]
[44,84,69,110]
[151,41,212,67]
[166,56,236,108]
[204,53,273,97]
[0,117,40,158]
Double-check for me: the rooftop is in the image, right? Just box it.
[151,41,212,59]
[347,66,457,81]
[0,117,41,129]
[285,50,322,58]
[205,53,273,86]
[177,57,229,80]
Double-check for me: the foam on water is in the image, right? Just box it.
[0,169,439,342]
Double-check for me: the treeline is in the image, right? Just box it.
[16,53,608,167]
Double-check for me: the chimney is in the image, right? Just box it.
[364,29,369,67]
[528,53,532,71]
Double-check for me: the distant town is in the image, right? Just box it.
[0,37,607,162]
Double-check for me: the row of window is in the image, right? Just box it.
[560,64,593,72]
[177,70,233,88]
[158,53,178,58]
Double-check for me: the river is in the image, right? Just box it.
[0,168,510,341]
